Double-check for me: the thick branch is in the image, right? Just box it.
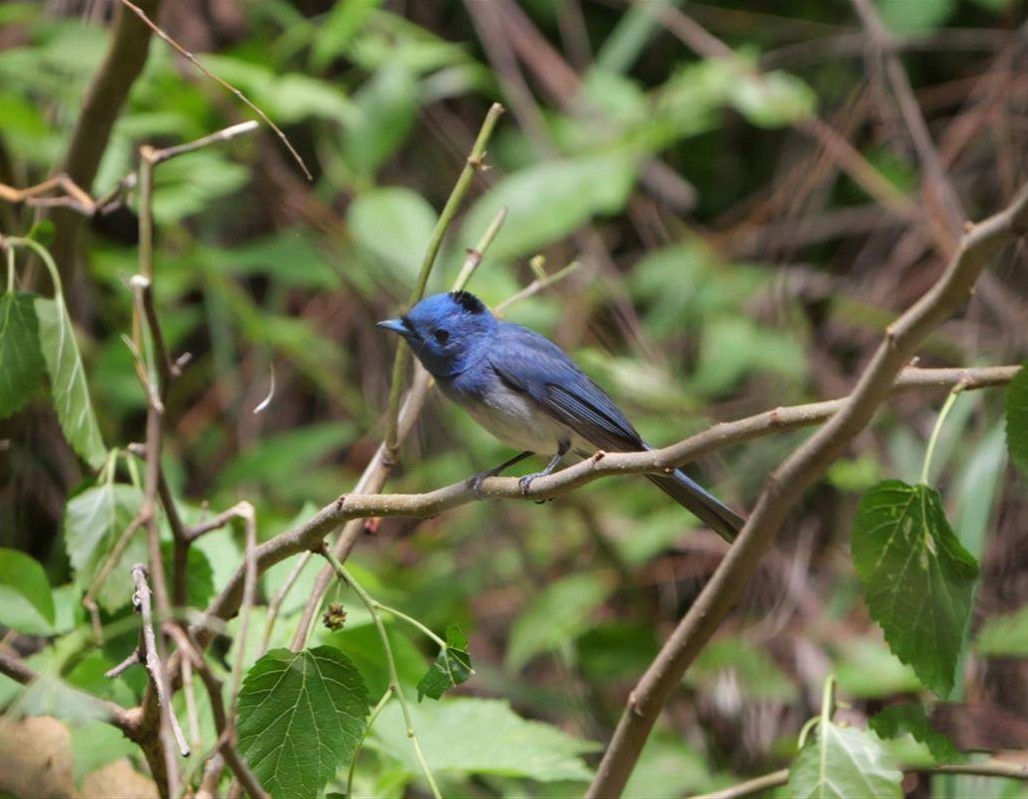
[585,183,1028,798]
[193,364,1018,644]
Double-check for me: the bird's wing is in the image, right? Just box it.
[488,323,643,451]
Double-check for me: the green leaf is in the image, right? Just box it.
[0,548,55,634]
[729,70,816,128]
[348,187,438,280]
[1006,364,1028,478]
[342,62,418,178]
[160,541,214,609]
[320,621,428,699]
[417,625,472,701]
[0,292,45,419]
[623,735,713,799]
[687,636,798,701]
[64,483,145,612]
[507,573,613,671]
[462,152,639,262]
[312,0,384,67]
[788,720,903,799]
[370,698,596,783]
[70,721,138,785]
[236,647,369,799]
[877,0,955,34]
[869,704,960,762]
[34,296,106,469]
[976,605,1028,657]
[852,480,980,696]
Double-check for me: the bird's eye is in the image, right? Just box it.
[433,329,450,344]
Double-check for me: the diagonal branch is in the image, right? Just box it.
[191,363,1019,648]
[584,178,1028,798]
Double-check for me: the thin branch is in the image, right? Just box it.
[115,0,312,180]
[131,565,190,760]
[193,364,1019,647]
[287,203,514,652]
[384,103,505,455]
[319,548,442,799]
[227,503,258,734]
[168,627,269,799]
[690,759,1028,799]
[0,649,134,735]
[585,179,1028,799]
[849,0,965,248]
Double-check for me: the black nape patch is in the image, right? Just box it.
[450,290,486,315]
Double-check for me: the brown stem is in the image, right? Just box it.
[584,182,1028,799]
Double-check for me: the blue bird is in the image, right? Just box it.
[378,291,744,543]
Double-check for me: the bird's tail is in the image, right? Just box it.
[645,468,744,544]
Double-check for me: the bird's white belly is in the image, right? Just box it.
[463,388,581,454]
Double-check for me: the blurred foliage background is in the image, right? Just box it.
[1,0,1028,796]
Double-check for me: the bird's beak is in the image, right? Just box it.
[376,318,409,336]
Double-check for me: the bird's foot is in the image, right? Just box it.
[518,472,543,497]
[467,471,491,495]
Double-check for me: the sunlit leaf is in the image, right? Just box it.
[788,720,902,799]
[0,548,55,635]
[34,296,106,469]
[1006,364,1028,478]
[70,721,138,785]
[237,647,369,799]
[348,186,438,280]
[417,624,472,701]
[370,698,597,783]
[343,62,418,178]
[869,704,960,762]
[64,483,145,612]
[462,152,638,262]
[312,0,384,67]
[730,70,816,127]
[0,292,45,419]
[852,480,980,696]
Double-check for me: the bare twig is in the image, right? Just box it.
[227,503,258,734]
[168,627,268,799]
[193,363,1019,651]
[53,0,159,282]
[104,647,141,679]
[0,649,135,735]
[849,0,965,248]
[585,182,1028,798]
[690,759,1028,799]
[115,0,312,180]
[131,565,190,761]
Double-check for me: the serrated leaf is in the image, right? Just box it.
[852,480,980,696]
[64,483,145,612]
[237,647,369,799]
[1006,364,1028,478]
[788,720,902,799]
[0,547,55,635]
[370,697,597,783]
[417,624,472,701]
[869,704,960,762]
[976,605,1028,657]
[0,291,46,419]
[34,296,106,469]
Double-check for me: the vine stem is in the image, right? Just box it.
[384,102,505,455]
[920,385,963,485]
[346,689,394,798]
[373,602,448,650]
[319,547,443,799]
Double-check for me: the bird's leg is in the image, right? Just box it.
[518,438,570,497]
[468,450,534,494]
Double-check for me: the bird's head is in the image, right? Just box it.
[377,290,498,377]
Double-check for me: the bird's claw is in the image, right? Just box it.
[467,472,489,495]
[518,474,535,496]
